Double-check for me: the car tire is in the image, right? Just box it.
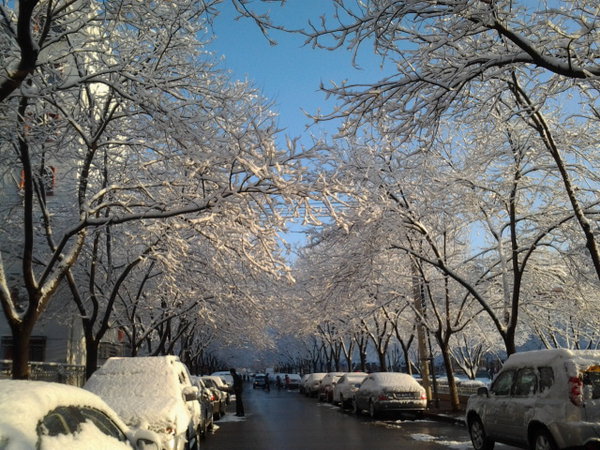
[339,395,344,409]
[532,428,557,450]
[368,400,379,419]
[186,428,200,450]
[352,399,360,415]
[468,415,494,450]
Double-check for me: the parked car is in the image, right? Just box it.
[201,376,227,419]
[352,372,427,418]
[466,349,600,450]
[202,375,230,403]
[318,372,346,402]
[333,372,368,408]
[284,373,302,389]
[210,371,234,388]
[299,374,310,394]
[253,373,267,389]
[84,355,201,450]
[304,373,327,397]
[0,379,162,449]
[190,376,214,438]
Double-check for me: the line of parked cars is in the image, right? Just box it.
[0,355,235,449]
[300,349,600,450]
[300,370,427,419]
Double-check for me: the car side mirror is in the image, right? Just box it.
[183,385,199,401]
[133,429,162,450]
[477,386,489,397]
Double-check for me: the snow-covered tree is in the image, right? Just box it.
[0,0,318,378]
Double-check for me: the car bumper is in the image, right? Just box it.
[375,399,427,411]
[551,422,600,449]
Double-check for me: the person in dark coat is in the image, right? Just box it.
[230,368,244,416]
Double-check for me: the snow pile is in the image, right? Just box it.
[84,356,192,435]
[0,380,132,449]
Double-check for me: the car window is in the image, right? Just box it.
[79,407,128,442]
[539,367,554,392]
[491,370,515,396]
[513,368,538,396]
[583,368,600,399]
[39,409,72,436]
[39,406,83,437]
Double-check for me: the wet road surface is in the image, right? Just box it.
[201,384,504,450]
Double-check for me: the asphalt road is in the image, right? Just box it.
[201,383,485,450]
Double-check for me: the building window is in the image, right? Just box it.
[19,166,56,196]
[1,336,47,361]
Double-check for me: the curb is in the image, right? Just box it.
[422,411,466,426]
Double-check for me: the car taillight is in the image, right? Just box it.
[157,425,176,436]
[420,392,427,400]
[569,376,584,406]
[378,394,390,401]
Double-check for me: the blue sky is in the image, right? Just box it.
[209,1,392,144]
[209,2,392,253]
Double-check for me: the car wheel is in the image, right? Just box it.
[339,395,344,408]
[468,415,494,450]
[186,428,200,450]
[352,399,360,415]
[368,400,379,419]
[532,428,557,450]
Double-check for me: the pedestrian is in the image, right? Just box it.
[230,368,244,417]
[276,375,282,391]
[284,374,290,390]
[265,372,270,392]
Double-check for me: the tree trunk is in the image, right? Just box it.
[11,321,34,379]
[377,350,387,372]
[85,337,99,380]
[438,337,460,411]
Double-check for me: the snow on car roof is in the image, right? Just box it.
[344,373,368,381]
[368,372,423,390]
[84,356,191,432]
[201,375,228,386]
[0,380,130,449]
[502,349,600,370]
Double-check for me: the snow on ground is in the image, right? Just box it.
[216,414,247,423]
[411,433,472,449]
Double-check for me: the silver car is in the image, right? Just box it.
[332,372,367,408]
[352,372,427,418]
[466,349,600,450]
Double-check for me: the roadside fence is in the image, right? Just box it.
[0,360,86,386]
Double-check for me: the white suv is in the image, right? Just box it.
[85,355,202,450]
[466,349,600,450]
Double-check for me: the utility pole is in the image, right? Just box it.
[413,260,432,402]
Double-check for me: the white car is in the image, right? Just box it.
[318,372,346,402]
[200,376,228,419]
[190,376,214,438]
[210,371,234,388]
[466,349,600,450]
[303,373,327,397]
[85,356,201,450]
[352,372,427,418]
[0,379,162,449]
[333,372,368,408]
